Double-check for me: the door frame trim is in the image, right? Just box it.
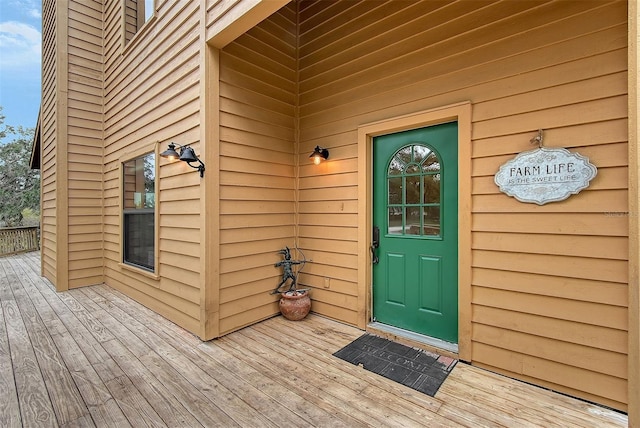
[356,102,472,361]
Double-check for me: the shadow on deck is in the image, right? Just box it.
[0,252,628,427]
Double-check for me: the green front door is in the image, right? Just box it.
[372,122,458,343]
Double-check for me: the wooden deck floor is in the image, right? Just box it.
[0,252,628,427]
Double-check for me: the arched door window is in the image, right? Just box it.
[387,144,442,237]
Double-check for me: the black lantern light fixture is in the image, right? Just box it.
[160,142,205,177]
[309,145,329,165]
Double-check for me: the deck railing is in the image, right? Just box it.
[0,226,40,257]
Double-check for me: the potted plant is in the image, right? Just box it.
[271,247,311,320]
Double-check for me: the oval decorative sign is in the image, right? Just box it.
[494,147,597,205]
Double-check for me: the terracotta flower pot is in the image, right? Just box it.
[279,290,311,320]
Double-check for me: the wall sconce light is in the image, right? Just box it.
[160,142,205,177]
[309,145,329,165]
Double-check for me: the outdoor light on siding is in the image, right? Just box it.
[309,146,329,165]
[160,142,205,177]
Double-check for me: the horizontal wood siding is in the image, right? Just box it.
[218,4,297,335]
[102,0,202,334]
[40,0,58,285]
[66,0,104,288]
[123,0,138,44]
[296,0,628,411]
[40,0,631,413]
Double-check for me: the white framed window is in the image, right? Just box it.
[122,152,156,272]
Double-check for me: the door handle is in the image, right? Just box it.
[370,226,379,265]
[372,225,380,248]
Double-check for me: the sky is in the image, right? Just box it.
[0,0,41,132]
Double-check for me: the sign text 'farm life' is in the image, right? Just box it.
[494,147,597,205]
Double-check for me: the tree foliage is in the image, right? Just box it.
[0,107,41,227]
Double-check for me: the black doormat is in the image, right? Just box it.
[333,334,457,396]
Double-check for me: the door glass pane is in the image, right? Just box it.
[423,153,440,172]
[423,206,440,236]
[413,145,431,164]
[405,175,420,204]
[424,174,440,204]
[385,144,442,238]
[388,177,402,204]
[389,157,404,175]
[406,207,421,235]
[388,207,402,235]
[397,146,412,166]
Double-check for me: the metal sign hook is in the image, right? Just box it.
[530,129,544,148]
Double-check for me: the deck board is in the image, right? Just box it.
[0,252,629,427]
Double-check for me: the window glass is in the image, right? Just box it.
[388,207,402,235]
[406,207,421,235]
[423,206,441,236]
[405,175,420,204]
[423,153,440,171]
[123,153,155,271]
[424,174,440,204]
[145,0,154,21]
[386,144,442,237]
[388,177,402,205]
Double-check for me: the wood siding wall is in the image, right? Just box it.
[123,0,138,44]
[102,0,203,333]
[40,0,104,290]
[67,0,104,288]
[40,0,58,285]
[293,0,628,411]
[218,5,297,335]
[39,0,630,413]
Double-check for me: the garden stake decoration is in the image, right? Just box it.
[271,246,308,295]
[272,246,312,320]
